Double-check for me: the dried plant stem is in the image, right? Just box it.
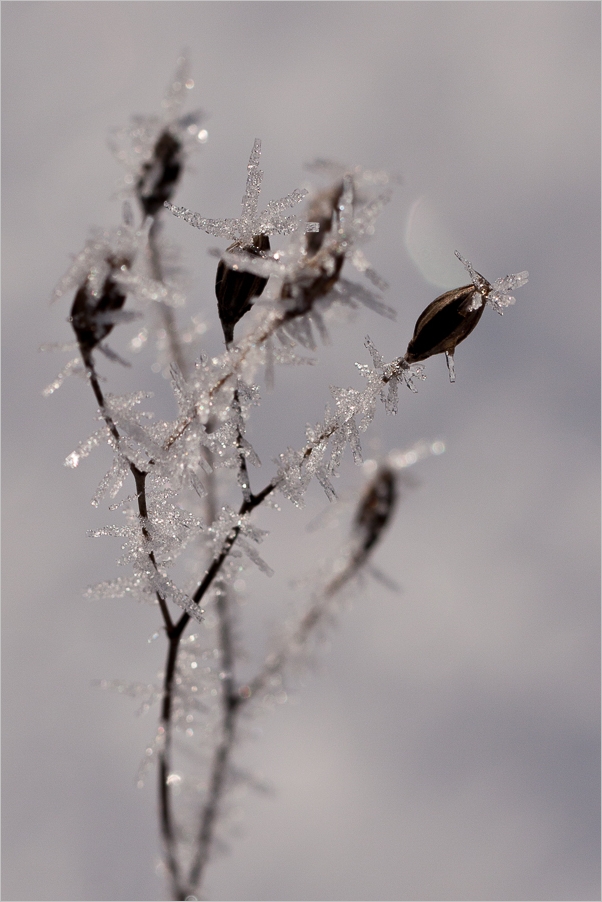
[186,581,239,895]
[148,220,189,379]
[85,359,174,629]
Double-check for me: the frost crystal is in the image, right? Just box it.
[166,140,319,244]
[363,335,426,398]
[65,425,111,468]
[455,251,529,315]
[51,222,145,306]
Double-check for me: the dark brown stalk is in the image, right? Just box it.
[157,472,276,900]
[185,579,240,895]
[80,351,185,895]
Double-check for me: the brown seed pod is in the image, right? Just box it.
[215,234,271,346]
[353,465,397,557]
[136,130,183,218]
[70,256,129,363]
[404,276,491,381]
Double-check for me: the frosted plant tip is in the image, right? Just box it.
[455,251,528,314]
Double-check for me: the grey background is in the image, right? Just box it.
[3,2,600,900]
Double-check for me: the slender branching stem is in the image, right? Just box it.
[148,219,189,379]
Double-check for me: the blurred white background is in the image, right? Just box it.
[3,2,599,900]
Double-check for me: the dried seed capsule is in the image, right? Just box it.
[324,464,399,598]
[353,465,397,557]
[215,234,270,345]
[136,130,182,218]
[70,256,129,364]
[403,276,490,382]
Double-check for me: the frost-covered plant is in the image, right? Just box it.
[45,60,528,902]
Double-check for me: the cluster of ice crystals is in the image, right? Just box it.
[274,347,407,506]
[88,473,205,621]
[42,356,87,397]
[64,425,112,469]
[164,361,263,487]
[114,269,186,309]
[100,392,163,466]
[455,251,529,315]
[94,678,162,718]
[85,574,159,605]
[207,507,273,576]
[166,140,319,244]
[51,223,143,305]
[363,335,426,398]
[486,270,530,314]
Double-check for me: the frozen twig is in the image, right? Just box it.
[47,59,528,902]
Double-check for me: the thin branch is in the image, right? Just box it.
[148,218,190,379]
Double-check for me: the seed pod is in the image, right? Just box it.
[353,465,397,558]
[70,256,129,363]
[215,234,271,346]
[136,130,182,218]
[404,277,490,381]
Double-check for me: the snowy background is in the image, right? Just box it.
[3,2,600,900]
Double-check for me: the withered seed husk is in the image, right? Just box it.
[137,130,182,218]
[353,465,397,555]
[404,282,489,365]
[215,234,271,346]
[70,257,129,362]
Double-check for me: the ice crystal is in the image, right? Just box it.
[51,222,145,306]
[207,507,272,576]
[42,356,87,396]
[455,251,529,314]
[65,425,112,468]
[214,172,394,344]
[85,575,158,605]
[91,455,130,508]
[166,140,319,244]
[114,270,186,309]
